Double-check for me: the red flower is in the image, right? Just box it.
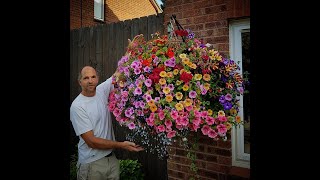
[166,48,174,58]
[180,72,193,83]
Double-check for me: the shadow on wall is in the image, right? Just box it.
[105,5,119,24]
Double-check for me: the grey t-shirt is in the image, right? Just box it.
[70,77,114,164]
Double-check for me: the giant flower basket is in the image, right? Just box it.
[108,29,249,162]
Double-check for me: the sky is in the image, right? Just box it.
[156,0,163,6]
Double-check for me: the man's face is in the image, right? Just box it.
[79,67,99,95]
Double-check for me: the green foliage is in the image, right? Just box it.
[70,153,78,180]
[120,159,145,180]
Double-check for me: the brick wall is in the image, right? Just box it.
[163,0,250,179]
[163,0,249,56]
[70,0,103,30]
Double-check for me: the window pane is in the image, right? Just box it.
[94,0,103,20]
[242,31,250,154]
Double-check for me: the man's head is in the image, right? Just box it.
[78,66,99,97]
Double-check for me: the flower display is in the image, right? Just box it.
[108,30,249,158]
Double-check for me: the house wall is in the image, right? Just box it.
[70,0,101,30]
[163,0,250,179]
[70,0,162,30]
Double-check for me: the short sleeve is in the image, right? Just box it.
[70,105,93,136]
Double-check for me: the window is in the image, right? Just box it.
[229,19,250,169]
[94,0,104,21]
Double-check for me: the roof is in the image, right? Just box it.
[106,0,163,23]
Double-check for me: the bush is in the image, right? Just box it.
[120,159,144,180]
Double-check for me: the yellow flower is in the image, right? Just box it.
[163,87,171,94]
[218,110,225,117]
[182,84,189,91]
[203,74,211,81]
[159,78,166,85]
[194,74,202,81]
[235,116,241,123]
[184,98,193,107]
[175,92,183,100]
[193,105,200,111]
[204,83,210,90]
[119,81,125,88]
[230,108,237,115]
[176,80,182,85]
[226,122,232,130]
[173,69,179,75]
[159,71,167,77]
[190,63,197,69]
[175,103,184,111]
[167,72,173,78]
[165,95,173,102]
[207,109,213,116]
[180,69,186,74]
[137,82,143,88]
[148,100,155,106]
[182,58,191,64]
[179,53,187,59]
[186,61,193,67]
[150,104,158,112]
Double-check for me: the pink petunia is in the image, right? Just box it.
[113,108,121,117]
[128,122,136,130]
[225,93,232,101]
[134,87,142,95]
[170,110,179,120]
[157,125,165,132]
[167,130,176,138]
[189,91,197,98]
[165,119,172,128]
[218,116,227,122]
[144,79,152,87]
[185,105,193,112]
[205,116,215,125]
[208,129,218,138]
[201,125,211,135]
[158,110,165,120]
[217,124,227,134]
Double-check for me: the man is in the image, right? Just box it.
[70,66,143,180]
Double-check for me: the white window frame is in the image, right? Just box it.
[94,0,104,21]
[229,19,250,169]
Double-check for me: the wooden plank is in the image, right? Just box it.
[106,23,115,78]
[89,26,97,70]
[157,13,165,35]
[95,24,104,80]
[115,21,124,73]
[148,15,157,40]
[131,18,140,39]
[82,27,91,67]
[102,24,109,81]
[139,16,148,40]
[123,20,132,55]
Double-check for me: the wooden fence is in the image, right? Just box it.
[70,14,168,180]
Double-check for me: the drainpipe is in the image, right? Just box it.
[80,0,82,28]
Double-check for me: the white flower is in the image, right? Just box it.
[205,43,212,47]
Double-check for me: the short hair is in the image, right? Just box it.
[77,66,98,81]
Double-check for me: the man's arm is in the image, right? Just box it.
[81,130,144,152]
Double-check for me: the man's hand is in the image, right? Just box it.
[122,141,144,152]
